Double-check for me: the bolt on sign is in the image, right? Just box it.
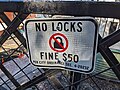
[25,17,98,74]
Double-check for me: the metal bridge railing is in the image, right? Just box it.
[0,1,120,90]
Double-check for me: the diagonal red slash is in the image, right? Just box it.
[49,33,68,52]
[53,36,64,49]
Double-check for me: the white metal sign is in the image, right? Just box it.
[25,17,98,74]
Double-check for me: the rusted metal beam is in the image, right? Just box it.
[1,2,120,18]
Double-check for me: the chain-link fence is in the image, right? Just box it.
[0,1,120,90]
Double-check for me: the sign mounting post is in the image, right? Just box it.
[25,17,98,74]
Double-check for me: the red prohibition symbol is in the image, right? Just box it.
[49,33,68,52]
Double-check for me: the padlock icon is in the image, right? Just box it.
[54,37,64,49]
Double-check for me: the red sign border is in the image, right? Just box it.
[49,33,68,52]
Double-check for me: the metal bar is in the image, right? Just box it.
[0,64,20,87]
[69,72,81,90]
[0,77,12,90]
[72,72,81,90]
[0,13,28,46]
[0,2,24,12]
[100,29,120,47]
[1,2,120,18]
[69,71,74,90]
[87,75,101,90]
[0,63,31,88]
[49,76,64,90]
[98,35,120,79]
[0,12,28,48]
[99,45,120,79]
